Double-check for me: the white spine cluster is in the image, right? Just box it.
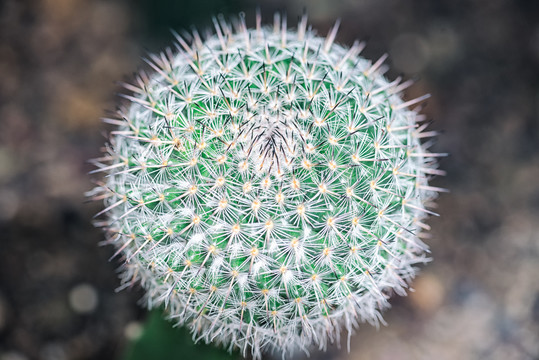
[89,13,444,359]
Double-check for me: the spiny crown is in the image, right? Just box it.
[90,12,444,360]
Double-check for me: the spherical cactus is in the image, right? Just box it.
[89,12,444,359]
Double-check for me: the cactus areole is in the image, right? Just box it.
[90,13,443,359]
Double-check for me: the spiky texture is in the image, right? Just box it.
[89,13,444,359]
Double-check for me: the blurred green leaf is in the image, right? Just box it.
[123,310,240,360]
[132,0,250,50]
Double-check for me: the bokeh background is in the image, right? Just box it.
[1,0,538,359]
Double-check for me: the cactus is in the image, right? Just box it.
[89,12,444,359]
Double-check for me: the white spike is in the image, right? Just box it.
[393,93,431,110]
[364,53,388,77]
[298,12,308,41]
[324,18,341,53]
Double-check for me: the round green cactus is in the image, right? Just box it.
[90,12,443,359]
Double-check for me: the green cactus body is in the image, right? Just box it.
[90,13,442,359]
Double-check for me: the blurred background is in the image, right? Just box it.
[0,0,538,359]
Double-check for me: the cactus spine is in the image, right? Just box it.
[89,12,443,359]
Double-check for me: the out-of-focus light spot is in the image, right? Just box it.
[0,352,28,360]
[40,343,66,360]
[124,321,143,341]
[0,189,19,222]
[390,33,431,74]
[409,273,445,314]
[427,23,460,64]
[68,283,98,314]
